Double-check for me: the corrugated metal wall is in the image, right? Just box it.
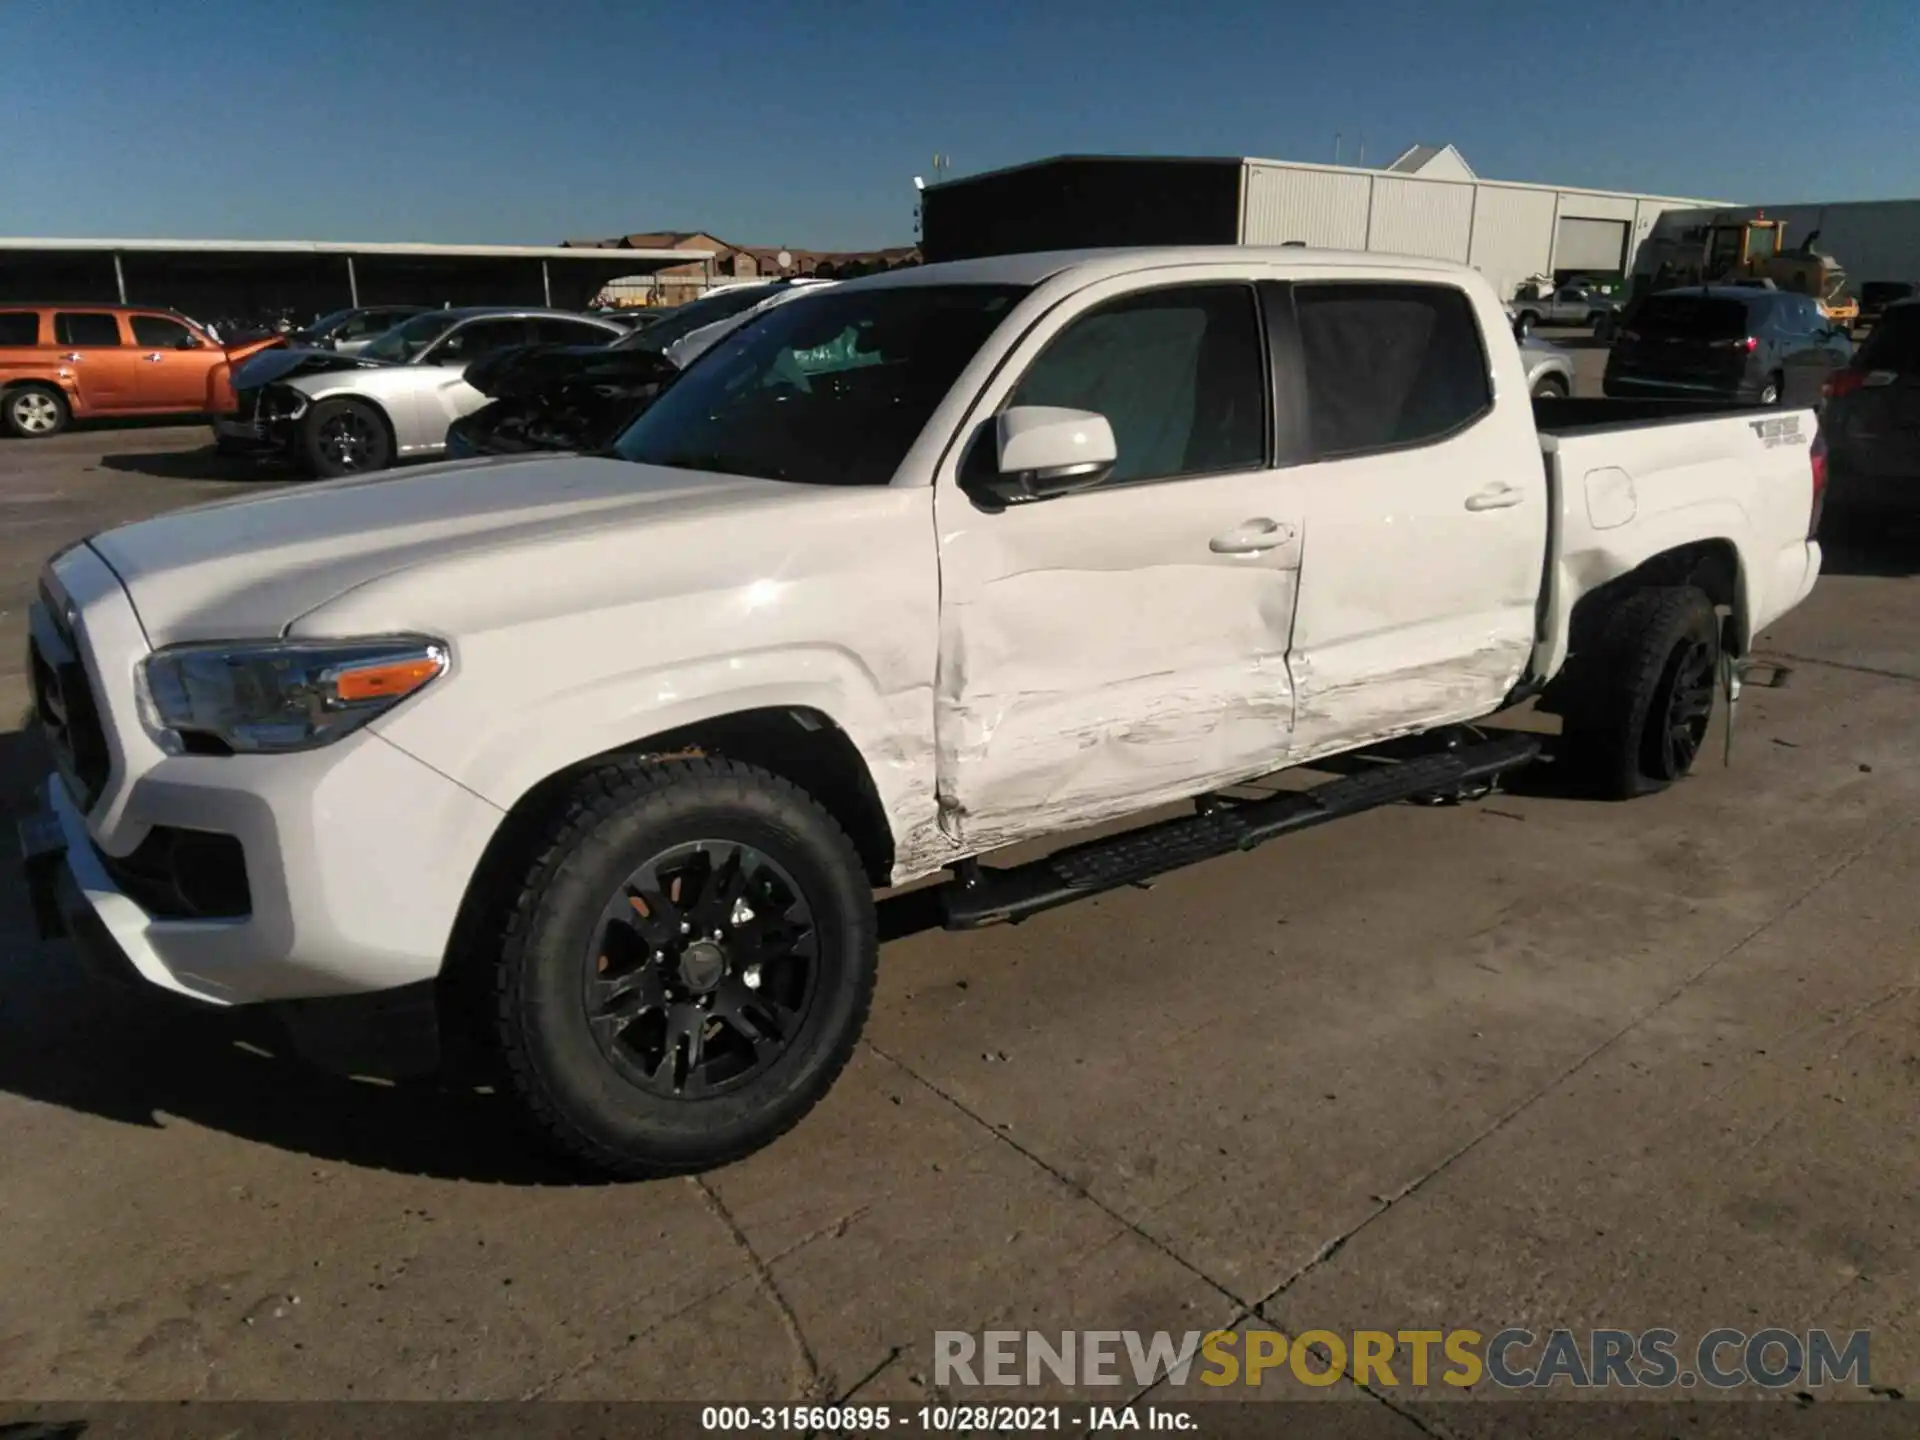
[1241,165,1371,248]
[1239,160,1719,301]
[1468,185,1557,288]
[1366,175,1475,261]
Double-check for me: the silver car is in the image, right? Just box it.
[1511,283,1618,332]
[219,307,626,477]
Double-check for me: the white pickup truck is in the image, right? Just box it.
[21,247,1826,1177]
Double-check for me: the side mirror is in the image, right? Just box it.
[966,406,1117,505]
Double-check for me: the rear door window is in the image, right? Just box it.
[0,312,40,345]
[1293,283,1491,457]
[54,313,125,346]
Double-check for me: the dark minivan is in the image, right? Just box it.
[1605,287,1852,406]
[1822,298,1920,514]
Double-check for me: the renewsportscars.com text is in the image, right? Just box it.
[934,1327,1871,1391]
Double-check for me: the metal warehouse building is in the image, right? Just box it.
[920,150,1725,303]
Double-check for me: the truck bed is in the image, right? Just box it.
[1533,398,1822,680]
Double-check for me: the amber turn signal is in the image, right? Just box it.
[332,653,446,703]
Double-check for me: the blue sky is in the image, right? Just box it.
[3,0,1915,249]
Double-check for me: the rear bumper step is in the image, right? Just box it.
[939,732,1541,930]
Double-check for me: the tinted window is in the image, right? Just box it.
[0,312,39,345]
[429,318,530,362]
[131,315,194,348]
[533,318,619,346]
[1008,285,1266,484]
[614,284,1025,486]
[55,313,123,346]
[1858,306,1920,371]
[1295,283,1491,457]
[1862,282,1916,306]
[1633,295,1748,341]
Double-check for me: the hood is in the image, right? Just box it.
[465,341,679,399]
[85,453,793,645]
[232,345,386,391]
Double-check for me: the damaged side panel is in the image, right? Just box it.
[930,479,1303,859]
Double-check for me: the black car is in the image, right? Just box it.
[1821,298,1920,515]
[1858,281,1918,331]
[1605,287,1852,406]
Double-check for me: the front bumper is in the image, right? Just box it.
[26,544,506,1009]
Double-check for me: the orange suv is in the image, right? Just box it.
[0,305,278,438]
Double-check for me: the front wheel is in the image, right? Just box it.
[4,384,70,439]
[1560,586,1720,799]
[300,397,392,478]
[493,757,878,1177]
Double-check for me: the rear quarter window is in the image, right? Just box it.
[0,311,41,345]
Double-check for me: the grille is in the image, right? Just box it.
[29,586,111,810]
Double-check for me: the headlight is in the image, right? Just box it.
[139,636,447,754]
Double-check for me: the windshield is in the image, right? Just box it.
[361,311,459,363]
[613,285,778,352]
[613,283,1027,486]
[303,308,357,338]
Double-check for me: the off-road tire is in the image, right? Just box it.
[1560,586,1720,800]
[3,383,70,439]
[493,757,878,1178]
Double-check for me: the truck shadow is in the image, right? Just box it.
[0,726,943,1185]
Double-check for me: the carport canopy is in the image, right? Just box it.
[0,238,713,319]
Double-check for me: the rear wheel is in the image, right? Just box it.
[3,384,69,439]
[1560,586,1720,799]
[300,398,392,478]
[493,757,878,1178]
[1515,311,1540,336]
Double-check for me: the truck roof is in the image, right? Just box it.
[839,246,1477,292]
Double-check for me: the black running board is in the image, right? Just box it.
[938,732,1541,930]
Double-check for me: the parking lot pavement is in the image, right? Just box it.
[1,426,1917,1419]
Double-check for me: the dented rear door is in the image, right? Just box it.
[1275,279,1548,756]
[932,273,1305,856]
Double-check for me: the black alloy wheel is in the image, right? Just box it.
[320,409,377,469]
[584,840,819,1098]
[1651,632,1717,780]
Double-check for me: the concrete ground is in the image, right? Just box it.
[1,412,1917,1428]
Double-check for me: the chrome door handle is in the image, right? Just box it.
[1209,518,1295,554]
[1465,484,1523,512]
[143,352,166,362]
[60,352,82,362]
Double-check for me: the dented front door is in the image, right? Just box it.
[931,277,1305,856]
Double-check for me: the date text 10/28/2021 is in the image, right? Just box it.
[701,1405,1192,1431]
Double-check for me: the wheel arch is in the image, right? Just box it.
[433,704,898,1073]
[1552,537,1748,708]
[302,387,400,457]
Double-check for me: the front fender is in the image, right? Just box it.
[373,644,936,875]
